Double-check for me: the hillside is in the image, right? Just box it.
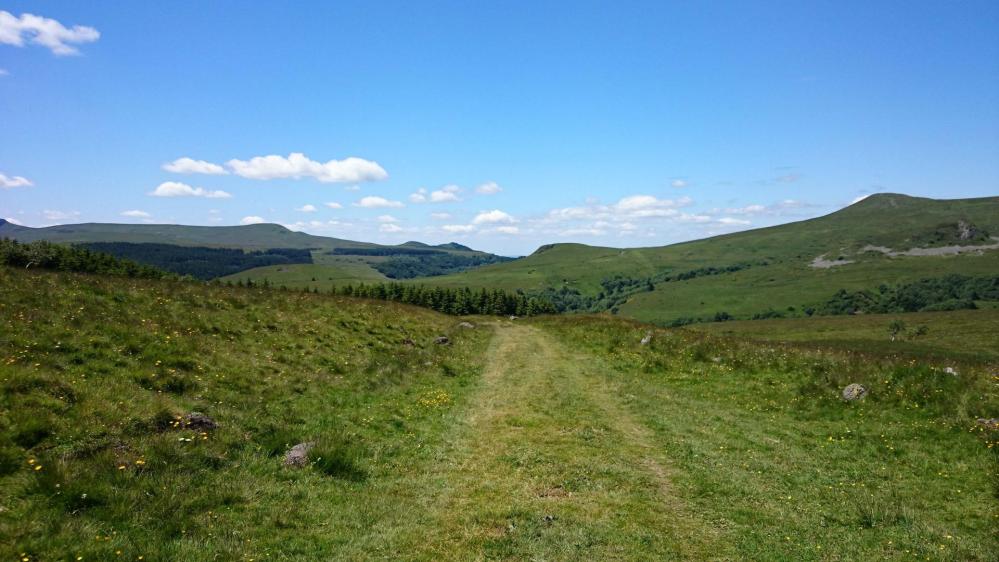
[0,220,512,282]
[1,267,995,560]
[422,194,999,322]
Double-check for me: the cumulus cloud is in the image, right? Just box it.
[162,157,228,175]
[3,216,23,225]
[0,172,32,189]
[670,179,687,188]
[719,200,809,216]
[354,196,403,208]
[376,215,399,223]
[149,181,232,199]
[295,204,317,213]
[240,216,266,225]
[472,209,516,224]
[42,209,79,221]
[0,11,100,56]
[226,152,387,183]
[430,212,451,220]
[476,181,502,195]
[717,217,751,226]
[442,224,475,233]
[379,223,404,233]
[120,210,151,218]
[325,202,343,209]
[494,226,519,234]
[410,185,461,203]
[283,219,352,232]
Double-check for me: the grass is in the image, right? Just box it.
[0,267,491,561]
[693,308,999,365]
[219,254,389,289]
[2,266,996,559]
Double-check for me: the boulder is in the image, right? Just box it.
[458,322,475,329]
[944,367,958,376]
[842,383,868,402]
[640,332,653,345]
[283,442,314,468]
[434,336,450,345]
[509,315,519,321]
[184,412,218,430]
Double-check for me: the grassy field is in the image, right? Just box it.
[219,253,389,289]
[693,309,999,365]
[1,268,996,560]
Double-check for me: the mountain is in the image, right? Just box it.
[0,220,510,281]
[420,194,999,322]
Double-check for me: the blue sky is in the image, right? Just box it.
[1,1,997,255]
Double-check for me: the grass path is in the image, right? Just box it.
[406,321,729,560]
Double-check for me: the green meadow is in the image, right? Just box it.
[1,267,996,560]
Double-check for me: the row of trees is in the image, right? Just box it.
[0,239,174,279]
[82,242,313,279]
[820,275,999,315]
[332,283,557,316]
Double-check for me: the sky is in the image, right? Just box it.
[1,1,997,256]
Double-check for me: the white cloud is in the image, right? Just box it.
[671,179,687,188]
[226,152,387,183]
[162,157,228,175]
[377,214,399,223]
[411,184,462,203]
[325,201,343,209]
[295,204,317,213]
[240,216,266,225]
[3,216,23,225]
[476,181,502,195]
[442,224,475,233]
[283,219,351,232]
[120,210,151,218]
[149,181,232,199]
[717,217,751,226]
[354,195,404,208]
[379,223,404,233]
[851,194,871,204]
[472,209,516,224]
[0,172,32,189]
[0,11,100,56]
[42,209,79,221]
[431,185,461,202]
[431,212,451,220]
[494,226,520,234]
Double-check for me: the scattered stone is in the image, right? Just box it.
[458,322,475,329]
[640,332,653,345]
[842,383,868,402]
[975,418,999,431]
[184,412,218,430]
[509,315,519,321]
[434,336,450,345]
[542,514,556,524]
[283,442,314,468]
[944,366,958,376]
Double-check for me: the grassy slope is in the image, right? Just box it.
[0,267,491,561]
[423,194,999,321]
[219,255,390,289]
[692,309,999,364]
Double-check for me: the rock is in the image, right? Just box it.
[842,383,868,402]
[401,338,415,347]
[975,418,999,431]
[542,514,556,523]
[434,336,450,345]
[283,442,314,468]
[509,315,519,321]
[957,220,980,241]
[944,366,958,376]
[184,412,218,430]
[458,322,475,329]
[640,332,653,345]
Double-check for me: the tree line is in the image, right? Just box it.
[81,242,313,279]
[0,239,174,279]
[333,283,556,316]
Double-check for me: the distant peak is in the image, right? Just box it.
[437,242,473,251]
